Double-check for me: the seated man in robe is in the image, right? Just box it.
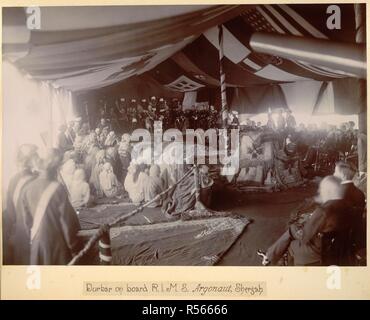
[261,176,353,266]
[89,149,106,197]
[70,169,91,209]
[81,132,98,156]
[124,164,148,204]
[106,146,122,179]
[98,127,109,147]
[83,145,100,180]
[144,165,164,207]
[95,128,101,140]
[99,162,123,199]
[105,131,118,147]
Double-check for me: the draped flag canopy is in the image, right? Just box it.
[2,4,365,114]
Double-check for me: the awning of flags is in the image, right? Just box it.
[2,4,366,115]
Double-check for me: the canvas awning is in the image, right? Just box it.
[3,4,365,115]
[4,4,359,91]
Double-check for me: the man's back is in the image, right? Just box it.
[21,176,81,265]
[341,182,365,215]
[341,182,366,249]
[4,169,36,264]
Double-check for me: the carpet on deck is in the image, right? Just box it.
[77,202,250,265]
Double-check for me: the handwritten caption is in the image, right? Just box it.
[83,281,266,297]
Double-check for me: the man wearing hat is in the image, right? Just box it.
[136,99,148,129]
[229,111,240,129]
[286,109,296,130]
[148,96,159,119]
[158,98,169,129]
[168,98,180,129]
[116,98,129,133]
[128,99,139,131]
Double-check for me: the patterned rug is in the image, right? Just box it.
[77,214,250,266]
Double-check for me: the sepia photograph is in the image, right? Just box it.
[1,3,367,269]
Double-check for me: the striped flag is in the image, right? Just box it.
[147,4,356,91]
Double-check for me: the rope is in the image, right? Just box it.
[68,166,195,265]
[68,224,109,266]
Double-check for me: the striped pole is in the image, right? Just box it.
[98,226,112,265]
[218,25,228,128]
[194,165,201,202]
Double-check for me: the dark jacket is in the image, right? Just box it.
[341,182,366,249]
[289,199,352,265]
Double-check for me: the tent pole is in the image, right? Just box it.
[355,3,366,175]
[218,25,228,128]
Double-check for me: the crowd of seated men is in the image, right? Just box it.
[56,118,171,209]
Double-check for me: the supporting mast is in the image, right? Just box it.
[218,25,229,128]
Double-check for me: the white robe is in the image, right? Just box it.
[124,171,148,204]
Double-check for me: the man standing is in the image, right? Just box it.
[3,144,39,265]
[66,121,77,144]
[286,109,296,130]
[334,161,366,250]
[19,148,81,265]
[56,124,73,152]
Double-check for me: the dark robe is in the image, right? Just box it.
[341,182,366,249]
[20,176,81,265]
[3,169,36,265]
[341,182,366,215]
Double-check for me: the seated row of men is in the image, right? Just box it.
[260,161,366,266]
[96,96,221,132]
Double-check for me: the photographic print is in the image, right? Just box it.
[2,3,367,271]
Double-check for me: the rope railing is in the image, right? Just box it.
[68,166,195,265]
[68,224,109,265]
